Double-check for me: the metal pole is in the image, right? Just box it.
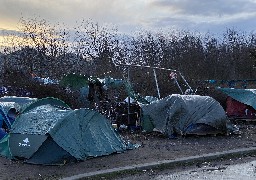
[114,62,177,72]
[174,78,184,94]
[127,67,131,127]
[114,61,193,95]
[153,69,161,99]
[178,72,193,92]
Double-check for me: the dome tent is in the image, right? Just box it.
[0,98,131,165]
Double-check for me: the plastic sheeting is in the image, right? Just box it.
[0,102,17,129]
[217,88,256,110]
[141,94,228,136]
[0,96,36,106]
[0,96,37,130]
[0,97,35,141]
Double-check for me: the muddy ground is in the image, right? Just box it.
[1,121,256,180]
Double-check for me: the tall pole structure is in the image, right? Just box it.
[153,69,161,99]
[127,66,131,127]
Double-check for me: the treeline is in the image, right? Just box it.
[1,17,256,99]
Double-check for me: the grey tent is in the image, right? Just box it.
[141,94,230,136]
[0,98,131,165]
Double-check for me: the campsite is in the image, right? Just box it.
[1,73,256,179]
[1,60,256,179]
[1,61,256,179]
[0,16,256,179]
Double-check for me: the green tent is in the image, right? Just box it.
[0,134,12,159]
[59,73,89,90]
[0,98,131,165]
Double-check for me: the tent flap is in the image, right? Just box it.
[25,137,76,165]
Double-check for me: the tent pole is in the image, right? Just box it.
[153,69,161,99]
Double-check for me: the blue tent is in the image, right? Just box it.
[0,96,37,139]
[0,102,19,138]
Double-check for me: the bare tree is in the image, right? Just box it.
[18,17,71,77]
[1,17,71,79]
[73,19,119,76]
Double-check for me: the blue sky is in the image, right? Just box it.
[0,0,256,35]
